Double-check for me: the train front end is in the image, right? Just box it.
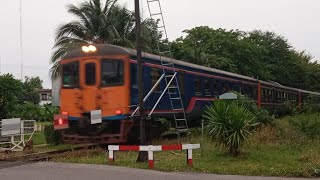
[54,45,134,144]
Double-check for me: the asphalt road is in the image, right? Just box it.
[0,162,319,180]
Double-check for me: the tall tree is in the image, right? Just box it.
[50,0,161,78]
[0,74,23,118]
[22,77,43,104]
[171,26,320,92]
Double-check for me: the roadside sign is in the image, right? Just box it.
[91,110,102,124]
[219,93,238,100]
[1,118,21,136]
[54,114,69,130]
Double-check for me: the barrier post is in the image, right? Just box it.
[148,150,154,169]
[187,149,193,167]
[108,145,120,164]
[108,150,114,164]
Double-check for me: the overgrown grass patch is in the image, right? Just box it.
[51,114,320,177]
[32,131,46,145]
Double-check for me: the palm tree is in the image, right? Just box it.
[50,0,135,78]
[203,100,258,156]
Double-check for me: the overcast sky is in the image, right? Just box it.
[0,0,319,88]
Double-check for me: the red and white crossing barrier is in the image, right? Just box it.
[108,144,200,169]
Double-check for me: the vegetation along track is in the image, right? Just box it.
[0,144,98,164]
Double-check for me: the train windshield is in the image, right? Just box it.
[101,59,124,87]
[62,62,79,88]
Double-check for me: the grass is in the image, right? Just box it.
[36,121,53,126]
[50,114,320,177]
[32,131,46,145]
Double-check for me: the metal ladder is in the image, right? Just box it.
[146,0,188,132]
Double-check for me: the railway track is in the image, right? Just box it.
[0,144,98,169]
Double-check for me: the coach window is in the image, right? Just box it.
[151,68,161,92]
[248,86,254,99]
[178,73,185,96]
[101,60,124,87]
[268,90,273,102]
[222,81,230,94]
[62,62,79,88]
[194,77,202,96]
[212,80,219,97]
[85,63,96,86]
[204,79,211,96]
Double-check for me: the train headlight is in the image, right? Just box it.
[82,45,97,53]
[88,45,97,52]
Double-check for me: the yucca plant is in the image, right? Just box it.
[203,100,258,156]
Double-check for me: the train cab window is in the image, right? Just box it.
[62,62,79,88]
[204,79,211,96]
[85,63,96,86]
[194,77,202,96]
[151,68,161,92]
[101,60,124,87]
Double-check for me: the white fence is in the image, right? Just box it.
[0,119,36,151]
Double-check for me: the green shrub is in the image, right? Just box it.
[203,100,258,156]
[232,92,275,126]
[44,124,61,145]
[9,102,58,122]
[289,113,320,138]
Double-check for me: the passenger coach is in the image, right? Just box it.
[54,44,320,143]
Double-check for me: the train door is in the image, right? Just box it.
[99,58,130,118]
[81,59,100,112]
[60,60,82,117]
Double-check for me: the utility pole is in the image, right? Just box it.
[19,0,23,80]
[135,0,147,162]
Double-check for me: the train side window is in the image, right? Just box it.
[194,77,202,96]
[213,80,220,98]
[204,79,211,96]
[268,90,272,102]
[249,86,254,99]
[101,60,124,87]
[178,73,185,96]
[222,81,230,94]
[85,63,96,86]
[253,87,257,99]
[151,68,161,92]
[62,62,79,88]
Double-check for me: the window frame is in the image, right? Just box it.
[61,61,80,89]
[150,68,162,92]
[178,73,185,96]
[100,59,124,87]
[85,62,96,86]
[204,79,211,96]
[194,77,202,96]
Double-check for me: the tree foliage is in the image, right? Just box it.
[171,26,320,92]
[50,0,162,78]
[0,74,45,119]
[0,74,24,118]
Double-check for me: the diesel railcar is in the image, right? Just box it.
[54,44,320,144]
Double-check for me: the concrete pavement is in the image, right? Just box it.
[0,162,318,180]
